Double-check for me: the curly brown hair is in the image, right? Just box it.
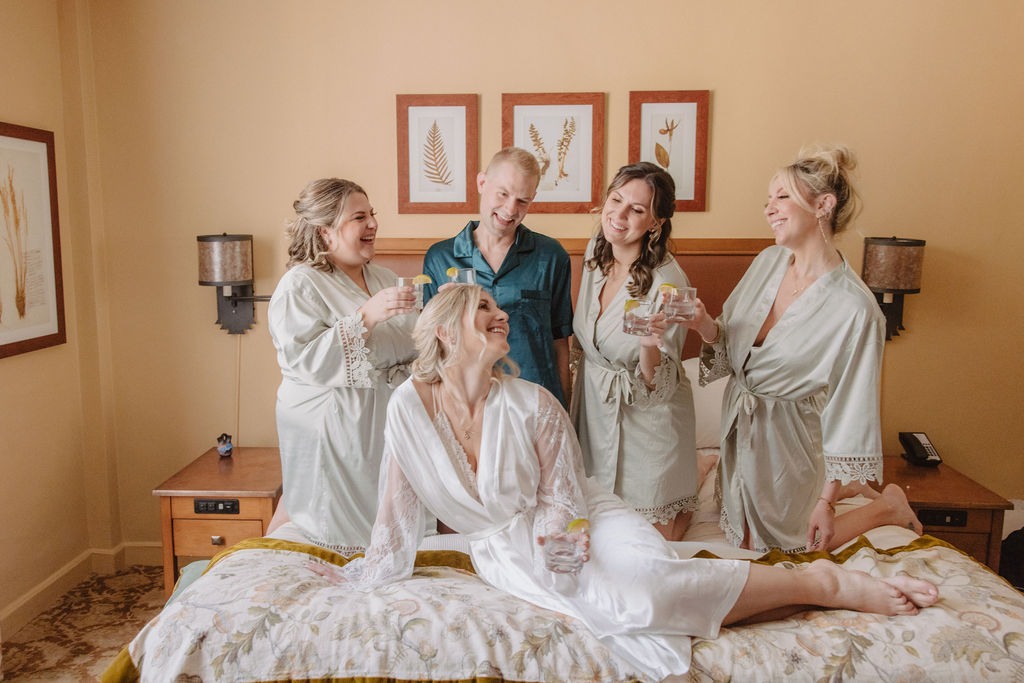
[584,162,676,298]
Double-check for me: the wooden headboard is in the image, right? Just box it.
[374,237,773,359]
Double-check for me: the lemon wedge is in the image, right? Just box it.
[623,299,641,313]
[412,274,432,285]
[446,266,458,278]
[567,518,590,534]
[658,283,678,294]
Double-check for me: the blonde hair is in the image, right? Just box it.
[775,144,861,235]
[285,178,366,272]
[486,147,541,182]
[411,284,518,384]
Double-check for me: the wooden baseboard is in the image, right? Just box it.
[0,542,162,639]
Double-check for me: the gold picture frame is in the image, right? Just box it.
[397,94,479,214]
[0,121,66,359]
[501,92,605,213]
[628,90,710,212]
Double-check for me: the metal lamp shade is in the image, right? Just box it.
[197,234,254,286]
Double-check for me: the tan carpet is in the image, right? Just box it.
[2,565,163,681]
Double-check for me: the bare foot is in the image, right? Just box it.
[882,575,939,608]
[880,484,923,534]
[806,559,920,616]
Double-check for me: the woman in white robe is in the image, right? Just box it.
[685,146,923,553]
[331,284,936,681]
[571,162,697,541]
[267,178,417,555]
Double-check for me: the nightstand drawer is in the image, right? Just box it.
[170,496,270,519]
[172,519,264,556]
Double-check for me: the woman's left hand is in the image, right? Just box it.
[806,499,836,551]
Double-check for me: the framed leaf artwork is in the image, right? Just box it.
[397,94,479,214]
[628,90,710,212]
[501,92,605,213]
[0,121,65,359]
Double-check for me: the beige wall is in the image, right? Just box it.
[2,0,1023,627]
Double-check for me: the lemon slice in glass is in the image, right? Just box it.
[412,274,432,285]
[658,283,678,294]
[623,299,641,313]
[446,266,458,278]
[567,518,590,534]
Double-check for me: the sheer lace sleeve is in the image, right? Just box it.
[698,319,732,386]
[334,445,424,590]
[532,387,588,546]
[268,277,376,388]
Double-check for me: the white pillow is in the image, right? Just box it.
[682,357,727,449]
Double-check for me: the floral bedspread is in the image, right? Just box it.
[103,536,1024,683]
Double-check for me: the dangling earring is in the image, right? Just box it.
[816,212,832,244]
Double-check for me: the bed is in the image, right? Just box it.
[104,239,1024,682]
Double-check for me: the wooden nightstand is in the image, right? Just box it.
[153,446,282,598]
[881,455,1011,572]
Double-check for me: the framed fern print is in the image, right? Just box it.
[501,92,605,213]
[628,90,710,212]
[0,121,65,359]
[397,94,478,214]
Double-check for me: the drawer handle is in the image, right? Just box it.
[211,535,225,546]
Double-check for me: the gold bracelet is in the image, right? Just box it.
[700,321,722,345]
[817,497,836,513]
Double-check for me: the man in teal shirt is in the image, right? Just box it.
[423,147,573,405]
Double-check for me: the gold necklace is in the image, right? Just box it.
[439,385,479,441]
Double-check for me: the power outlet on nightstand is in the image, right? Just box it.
[194,498,240,514]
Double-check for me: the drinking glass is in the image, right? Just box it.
[543,534,583,574]
[395,277,424,311]
[622,299,653,336]
[450,268,477,285]
[662,286,697,322]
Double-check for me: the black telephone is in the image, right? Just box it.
[899,431,943,467]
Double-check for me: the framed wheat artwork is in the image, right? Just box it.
[501,92,605,213]
[0,121,65,359]
[628,90,710,212]
[397,94,478,214]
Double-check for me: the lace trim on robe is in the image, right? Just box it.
[337,313,375,389]
[300,536,364,557]
[630,350,681,408]
[432,412,481,501]
[698,335,731,387]
[634,494,699,526]
[716,469,810,554]
[825,454,882,486]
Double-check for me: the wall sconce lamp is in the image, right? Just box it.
[197,234,271,334]
[861,237,926,341]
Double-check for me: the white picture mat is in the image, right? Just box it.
[408,105,467,204]
[0,135,60,345]
[512,104,593,203]
[640,102,698,201]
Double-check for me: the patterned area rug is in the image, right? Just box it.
[2,565,163,681]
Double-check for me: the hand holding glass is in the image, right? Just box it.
[661,286,697,322]
[622,299,653,336]
[543,532,584,574]
[395,277,424,311]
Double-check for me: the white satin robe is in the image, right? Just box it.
[268,262,417,553]
[571,240,698,524]
[700,246,885,552]
[343,376,748,680]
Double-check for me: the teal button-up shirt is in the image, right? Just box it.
[423,221,573,405]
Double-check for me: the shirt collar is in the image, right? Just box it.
[453,220,536,258]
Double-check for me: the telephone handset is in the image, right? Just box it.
[899,431,943,467]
